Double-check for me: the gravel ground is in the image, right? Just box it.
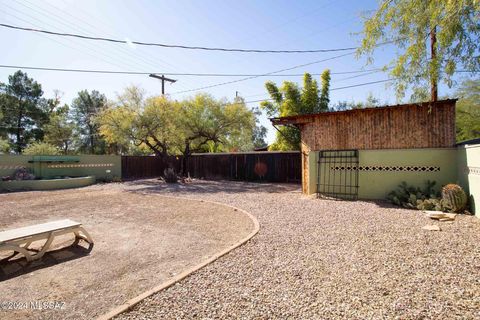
[0,185,254,320]
[114,179,480,320]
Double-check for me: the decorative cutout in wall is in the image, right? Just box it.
[47,163,114,168]
[466,166,480,176]
[330,166,440,172]
[0,165,26,170]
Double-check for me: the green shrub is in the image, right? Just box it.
[0,138,9,154]
[23,142,60,155]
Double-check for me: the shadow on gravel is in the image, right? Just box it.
[0,243,92,282]
[124,179,301,195]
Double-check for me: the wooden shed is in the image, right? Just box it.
[271,99,457,197]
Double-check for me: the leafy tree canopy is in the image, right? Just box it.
[332,93,382,111]
[71,89,108,154]
[455,78,480,142]
[357,0,480,101]
[44,104,75,154]
[98,86,175,156]
[0,70,51,153]
[261,71,330,150]
[98,87,265,157]
[178,94,259,154]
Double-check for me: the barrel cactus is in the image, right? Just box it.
[441,184,467,213]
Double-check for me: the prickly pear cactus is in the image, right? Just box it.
[441,184,467,213]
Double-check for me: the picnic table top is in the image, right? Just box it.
[0,219,81,243]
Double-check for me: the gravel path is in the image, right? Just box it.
[114,179,480,320]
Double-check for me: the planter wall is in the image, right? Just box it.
[0,176,96,192]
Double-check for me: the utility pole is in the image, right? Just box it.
[149,74,177,95]
[430,26,438,102]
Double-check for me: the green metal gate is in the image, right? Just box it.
[317,150,359,200]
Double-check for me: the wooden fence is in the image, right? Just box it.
[121,155,181,180]
[121,152,301,183]
[187,152,301,182]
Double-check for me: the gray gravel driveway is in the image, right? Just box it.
[116,179,480,319]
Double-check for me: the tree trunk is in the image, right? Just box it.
[430,26,438,102]
[16,97,23,153]
[182,139,191,176]
[16,111,22,153]
[89,126,95,154]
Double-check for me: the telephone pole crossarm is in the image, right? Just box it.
[149,74,177,95]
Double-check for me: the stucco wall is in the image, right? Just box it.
[457,144,480,216]
[0,155,121,181]
[306,148,458,200]
[358,148,457,199]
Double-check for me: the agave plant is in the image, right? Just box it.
[163,168,178,183]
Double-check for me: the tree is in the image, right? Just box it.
[98,86,177,156]
[0,109,8,154]
[261,71,330,150]
[456,78,480,142]
[301,73,319,114]
[178,95,258,154]
[23,142,60,155]
[71,90,107,154]
[44,105,75,154]
[331,93,382,111]
[251,106,267,149]
[0,110,8,153]
[98,88,262,165]
[319,69,331,111]
[357,0,480,101]
[0,71,50,153]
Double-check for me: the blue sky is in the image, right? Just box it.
[0,0,463,143]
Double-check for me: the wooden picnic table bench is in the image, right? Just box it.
[0,219,93,262]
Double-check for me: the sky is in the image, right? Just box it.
[0,0,466,144]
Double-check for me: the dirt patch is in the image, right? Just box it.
[0,185,255,320]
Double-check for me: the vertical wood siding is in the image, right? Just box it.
[300,101,456,150]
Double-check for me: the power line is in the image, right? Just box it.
[0,8,139,73]
[330,79,394,91]
[14,0,197,90]
[0,22,360,54]
[0,79,396,115]
[241,70,389,98]
[241,79,395,102]
[170,52,355,94]
[0,64,389,77]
